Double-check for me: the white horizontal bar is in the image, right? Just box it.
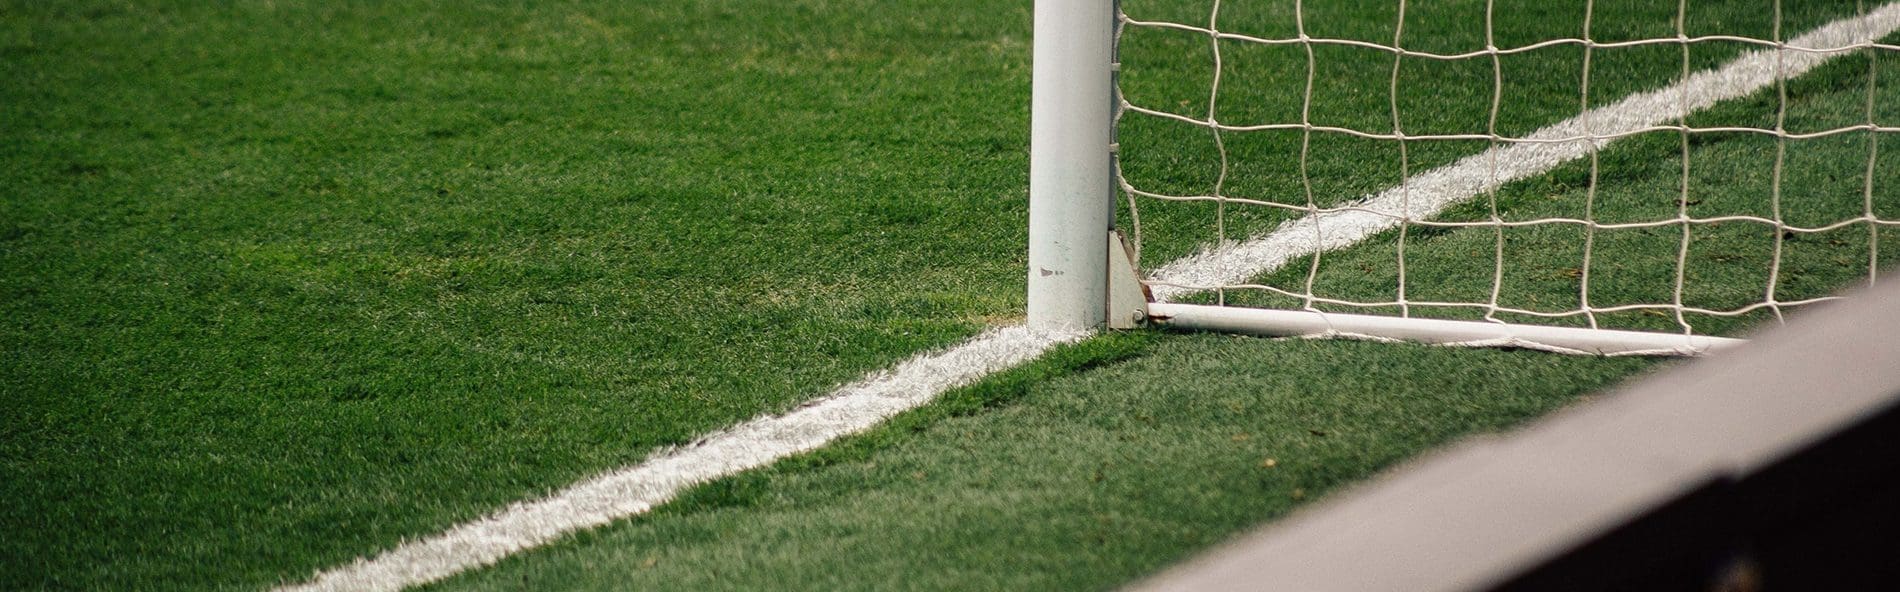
[1147,303,1745,356]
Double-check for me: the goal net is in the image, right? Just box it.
[1081,0,1900,354]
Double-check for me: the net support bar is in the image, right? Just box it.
[1147,302,1745,356]
[1027,0,1116,331]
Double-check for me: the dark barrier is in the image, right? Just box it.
[1491,400,1900,591]
[1131,276,1900,592]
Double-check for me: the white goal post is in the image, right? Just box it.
[1029,0,1900,355]
[1027,0,1118,332]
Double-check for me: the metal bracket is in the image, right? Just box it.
[1106,230,1150,329]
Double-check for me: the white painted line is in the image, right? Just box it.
[276,325,1086,592]
[1148,3,1900,302]
[278,6,1900,591]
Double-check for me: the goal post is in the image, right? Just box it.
[1027,0,1118,332]
[1032,0,1900,354]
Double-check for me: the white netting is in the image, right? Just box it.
[1115,0,1900,337]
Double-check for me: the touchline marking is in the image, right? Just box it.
[1149,3,1900,302]
[279,6,1900,591]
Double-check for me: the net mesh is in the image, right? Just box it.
[1115,0,1900,337]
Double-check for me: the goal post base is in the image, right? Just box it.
[1146,302,1746,357]
[1106,230,1150,330]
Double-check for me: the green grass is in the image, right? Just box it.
[2,1,1032,589]
[1204,51,1900,333]
[426,333,1658,591]
[426,2,1894,590]
[2,0,1893,590]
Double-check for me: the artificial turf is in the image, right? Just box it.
[2,0,1892,590]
